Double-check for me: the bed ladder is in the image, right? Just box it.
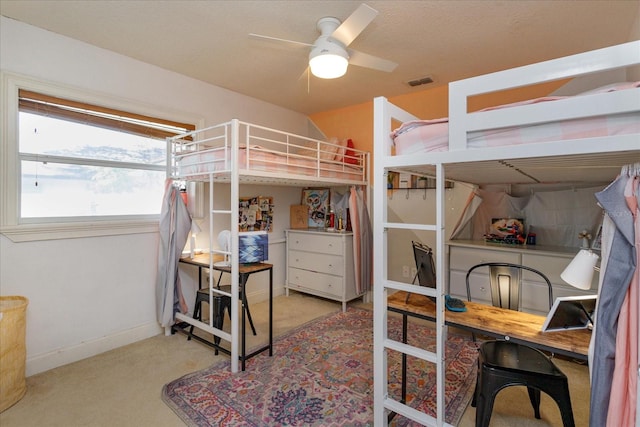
[171,120,242,373]
[208,119,242,373]
[372,97,450,426]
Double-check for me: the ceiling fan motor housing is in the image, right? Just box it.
[309,17,349,79]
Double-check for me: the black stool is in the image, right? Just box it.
[218,285,257,336]
[188,289,231,355]
[472,340,575,427]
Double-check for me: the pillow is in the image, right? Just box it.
[295,137,339,161]
[344,139,359,165]
[334,138,349,162]
[320,137,340,161]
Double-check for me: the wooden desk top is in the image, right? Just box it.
[179,253,273,274]
[388,291,590,360]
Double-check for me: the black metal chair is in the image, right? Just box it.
[189,289,231,354]
[188,275,257,354]
[465,262,575,427]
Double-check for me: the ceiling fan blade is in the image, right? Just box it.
[249,33,312,48]
[348,49,398,73]
[331,3,378,47]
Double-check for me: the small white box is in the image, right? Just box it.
[399,173,411,189]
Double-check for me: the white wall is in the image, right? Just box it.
[385,183,475,283]
[0,17,311,376]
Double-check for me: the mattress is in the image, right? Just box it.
[177,145,363,181]
[392,83,640,156]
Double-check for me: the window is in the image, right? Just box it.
[18,90,194,219]
[0,74,198,241]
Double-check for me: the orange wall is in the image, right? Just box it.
[309,80,568,184]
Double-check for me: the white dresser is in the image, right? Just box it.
[285,229,362,311]
[448,240,598,316]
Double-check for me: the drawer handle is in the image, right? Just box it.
[480,287,486,292]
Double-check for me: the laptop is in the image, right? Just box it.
[541,295,597,332]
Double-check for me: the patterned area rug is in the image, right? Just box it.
[162,307,478,426]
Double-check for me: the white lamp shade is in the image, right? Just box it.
[561,249,599,290]
[309,43,349,79]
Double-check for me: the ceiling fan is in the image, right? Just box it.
[249,3,398,79]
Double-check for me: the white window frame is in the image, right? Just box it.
[1,72,202,242]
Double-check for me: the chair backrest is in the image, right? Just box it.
[465,262,553,311]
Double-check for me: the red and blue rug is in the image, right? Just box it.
[162,307,478,426]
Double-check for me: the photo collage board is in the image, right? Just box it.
[239,196,274,232]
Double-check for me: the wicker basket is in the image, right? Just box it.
[0,296,28,413]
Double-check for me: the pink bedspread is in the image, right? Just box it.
[392,83,640,156]
[177,146,363,182]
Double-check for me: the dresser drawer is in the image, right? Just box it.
[287,232,343,256]
[449,270,492,304]
[522,253,597,290]
[287,267,344,298]
[449,247,519,272]
[521,281,553,315]
[288,250,343,275]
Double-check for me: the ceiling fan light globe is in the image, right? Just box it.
[309,51,349,79]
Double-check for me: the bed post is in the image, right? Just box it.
[372,96,390,426]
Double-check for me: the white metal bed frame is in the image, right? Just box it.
[167,119,369,373]
[373,41,639,426]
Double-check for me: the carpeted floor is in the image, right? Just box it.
[162,307,478,426]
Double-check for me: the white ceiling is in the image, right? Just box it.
[1,1,638,115]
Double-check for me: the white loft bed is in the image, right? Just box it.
[167,119,369,373]
[168,120,368,186]
[373,41,639,426]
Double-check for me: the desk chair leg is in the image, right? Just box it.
[224,301,257,336]
[187,299,202,341]
[239,276,257,336]
[527,387,542,419]
[212,297,225,356]
[244,303,257,336]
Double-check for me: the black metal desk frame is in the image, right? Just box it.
[174,256,273,371]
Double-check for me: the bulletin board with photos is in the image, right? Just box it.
[239,196,274,232]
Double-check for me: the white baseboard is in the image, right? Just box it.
[26,321,162,377]
[245,284,286,303]
[26,286,287,376]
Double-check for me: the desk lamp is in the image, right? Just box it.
[189,220,202,259]
[560,249,600,290]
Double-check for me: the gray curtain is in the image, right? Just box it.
[156,180,191,328]
[589,173,638,427]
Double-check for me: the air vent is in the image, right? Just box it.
[407,76,434,87]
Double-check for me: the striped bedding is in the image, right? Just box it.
[177,146,362,181]
[392,83,640,156]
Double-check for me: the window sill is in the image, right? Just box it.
[1,219,159,242]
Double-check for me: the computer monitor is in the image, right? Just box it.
[541,295,597,332]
